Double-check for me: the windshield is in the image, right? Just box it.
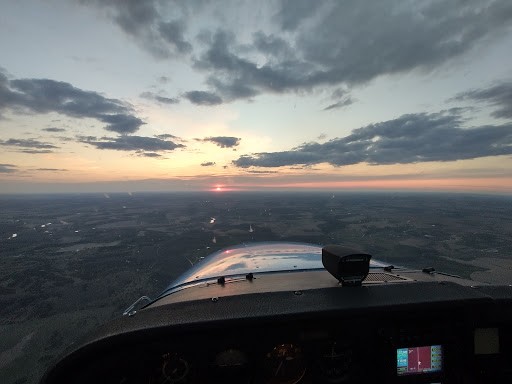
[1,1,512,384]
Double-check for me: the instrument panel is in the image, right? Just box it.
[42,282,512,384]
[75,310,469,384]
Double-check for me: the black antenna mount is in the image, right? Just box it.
[322,245,372,287]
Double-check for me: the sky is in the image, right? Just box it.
[0,0,512,194]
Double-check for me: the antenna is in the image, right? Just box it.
[322,245,372,287]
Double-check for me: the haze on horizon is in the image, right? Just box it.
[1,0,512,194]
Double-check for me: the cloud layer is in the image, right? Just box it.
[0,70,144,134]
[454,82,512,119]
[198,136,241,148]
[81,135,184,152]
[42,127,66,132]
[80,1,511,104]
[83,0,192,58]
[0,70,187,155]
[140,91,179,105]
[234,112,512,168]
[183,91,223,106]
[0,138,59,154]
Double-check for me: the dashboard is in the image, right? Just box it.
[41,279,512,384]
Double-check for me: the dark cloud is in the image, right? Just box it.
[207,77,259,100]
[42,127,66,132]
[158,20,192,54]
[234,112,512,168]
[193,1,512,102]
[76,135,98,142]
[198,136,241,148]
[245,170,278,174]
[331,88,348,99]
[35,168,68,171]
[0,70,145,134]
[323,97,354,111]
[194,29,313,101]
[4,77,122,115]
[100,114,145,134]
[0,163,17,173]
[289,0,512,84]
[183,90,223,106]
[453,82,512,119]
[155,133,179,140]
[57,136,74,142]
[81,135,184,152]
[80,1,512,104]
[140,91,179,104]
[253,31,294,60]
[274,0,323,31]
[138,152,162,158]
[200,161,216,166]
[81,0,193,57]
[0,138,59,150]
[19,149,55,154]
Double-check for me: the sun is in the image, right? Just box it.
[210,185,239,192]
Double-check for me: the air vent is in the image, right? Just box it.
[363,272,408,283]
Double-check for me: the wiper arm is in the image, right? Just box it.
[123,295,152,317]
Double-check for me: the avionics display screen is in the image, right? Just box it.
[397,345,442,376]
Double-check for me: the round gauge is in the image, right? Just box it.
[213,348,250,382]
[318,342,353,383]
[158,352,189,383]
[215,348,248,368]
[263,343,306,384]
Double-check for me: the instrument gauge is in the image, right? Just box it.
[154,352,189,384]
[213,348,250,383]
[215,348,248,368]
[263,343,306,384]
[318,342,353,383]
